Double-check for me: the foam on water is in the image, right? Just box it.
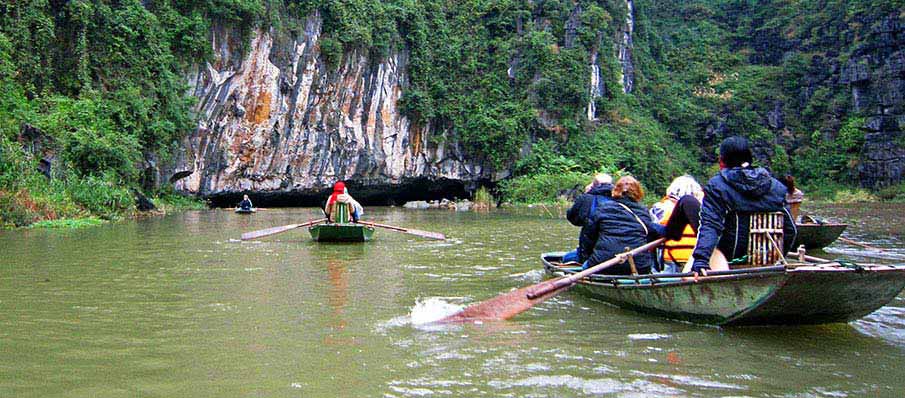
[411,297,466,325]
[627,333,671,341]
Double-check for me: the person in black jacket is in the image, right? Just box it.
[562,174,613,263]
[583,176,664,275]
[690,136,797,273]
[238,195,253,211]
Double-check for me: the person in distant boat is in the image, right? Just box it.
[238,194,253,211]
[782,175,804,221]
[650,176,704,273]
[562,173,614,263]
[324,181,364,223]
[583,176,664,275]
[689,136,797,274]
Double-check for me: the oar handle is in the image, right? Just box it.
[526,238,666,299]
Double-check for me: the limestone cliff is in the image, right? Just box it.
[173,14,493,202]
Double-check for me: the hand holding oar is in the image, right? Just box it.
[241,218,327,241]
[440,238,666,323]
[356,221,446,240]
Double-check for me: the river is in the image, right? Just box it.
[1,204,904,397]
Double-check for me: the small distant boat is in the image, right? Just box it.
[795,223,848,249]
[541,252,905,326]
[235,208,256,214]
[309,223,375,242]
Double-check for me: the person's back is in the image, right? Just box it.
[652,176,703,270]
[584,177,663,275]
[563,174,613,263]
[691,137,797,272]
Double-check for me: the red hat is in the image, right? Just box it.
[333,181,346,193]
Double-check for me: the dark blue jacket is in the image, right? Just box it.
[567,184,613,226]
[691,167,797,271]
[584,197,664,275]
[568,184,613,263]
[239,199,253,210]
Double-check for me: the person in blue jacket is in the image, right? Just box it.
[690,136,797,273]
[583,176,665,275]
[562,174,614,263]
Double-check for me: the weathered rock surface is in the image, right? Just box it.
[173,13,493,202]
[851,14,905,187]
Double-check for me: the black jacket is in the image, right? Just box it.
[585,197,664,275]
[691,167,797,271]
[239,199,253,210]
[568,184,613,263]
[566,184,613,226]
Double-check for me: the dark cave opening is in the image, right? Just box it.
[203,177,492,208]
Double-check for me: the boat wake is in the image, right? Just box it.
[852,306,905,347]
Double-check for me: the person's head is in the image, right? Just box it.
[719,136,753,169]
[665,175,702,200]
[243,194,249,200]
[782,175,795,192]
[584,173,613,192]
[612,176,644,202]
[333,181,346,193]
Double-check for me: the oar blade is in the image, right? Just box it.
[241,224,302,240]
[403,228,446,240]
[240,218,327,240]
[439,278,568,323]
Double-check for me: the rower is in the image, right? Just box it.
[689,136,797,274]
[238,194,253,211]
[324,182,364,223]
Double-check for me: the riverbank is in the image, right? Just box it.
[0,190,207,230]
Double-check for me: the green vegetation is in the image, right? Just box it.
[2,0,902,223]
[473,187,495,210]
[30,218,106,229]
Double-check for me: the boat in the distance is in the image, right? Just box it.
[234,208,256,214]
[795,223,848,250]
[541,252,905,326]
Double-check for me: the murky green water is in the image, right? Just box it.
[2,204,904,397]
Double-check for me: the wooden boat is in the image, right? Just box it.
[234,208,256,214]
[795,223,848,250]
[309,223,375,242]
[541,252,905,326]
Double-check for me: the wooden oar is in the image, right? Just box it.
[356,221,446,240]
[241,218,326,241]
[838,236,885,252]
[440,238,666,323]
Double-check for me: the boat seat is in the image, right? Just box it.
[331,202,351,224]
[738,212,785,268]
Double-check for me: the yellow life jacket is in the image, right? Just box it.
[656,198,697,264]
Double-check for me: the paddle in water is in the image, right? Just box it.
[439,238,666,323]
[241,218,327,241]
[356,221,446,240]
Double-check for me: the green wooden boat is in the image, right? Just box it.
[309,202,373,242]
[541,252,905,326]
[795,223,848,250]
[309,223,375,242]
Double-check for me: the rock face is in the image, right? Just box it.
[847,14,905,187]
[174,13,492,203]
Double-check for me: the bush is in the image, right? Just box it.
[499,172,592,204]
[65,173,134,218]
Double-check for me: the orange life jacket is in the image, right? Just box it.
[656,198,697,264]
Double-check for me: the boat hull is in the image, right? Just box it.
[235,208,256,214]
[309,223,374,242]
[542,252,905,326]
[794,223,847,250]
